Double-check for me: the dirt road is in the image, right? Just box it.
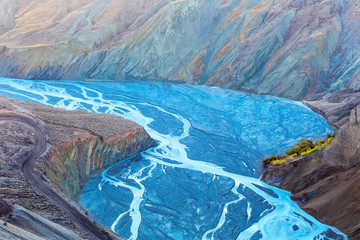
[0,113,117,240]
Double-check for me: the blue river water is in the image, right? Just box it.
[0,78,346,240]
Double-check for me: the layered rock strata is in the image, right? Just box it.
[0,0,359,129]
[47,114,156,200]
[0,0,359,103]
[261,104,360,239]
[0,96,156,239]
[1,205,81,240]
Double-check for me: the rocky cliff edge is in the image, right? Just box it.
[0,96,156,239]
[261,104,360,239]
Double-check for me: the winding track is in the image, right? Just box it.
[0,113,116,240]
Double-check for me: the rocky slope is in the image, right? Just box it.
[0,0,359,105]
[1,205,81,240]
[261,104,360,239]
[0,96,156,239]
[30,102,157,201]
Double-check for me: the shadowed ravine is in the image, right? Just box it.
[0,78,347,240]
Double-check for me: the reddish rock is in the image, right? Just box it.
[0,96,156,239]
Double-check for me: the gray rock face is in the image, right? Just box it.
[0,220,47,240]
[0,0,359,105]
[261,104,360,238]
[323,104,360,166]
[7,205,81,240]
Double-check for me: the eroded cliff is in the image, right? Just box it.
[0,95,156,239]
[47,119,156,201]
[261,104,360,238]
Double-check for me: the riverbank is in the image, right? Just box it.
[0,95,156,239]
[0,78,346,239]
[261,104,360,238]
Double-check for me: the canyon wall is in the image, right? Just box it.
[261,104,360,238]
[48,127,156,200]
[0,0,359,105]
[14,98,157,201]
[0,96,156,238]
[0,94,156,201]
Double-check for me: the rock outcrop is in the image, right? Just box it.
[0,96,156,239]
[261,104,360,239]
[45,111,157,200]
[304,90,360,129]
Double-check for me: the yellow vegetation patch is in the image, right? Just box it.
[272,159,287,166]
[262,132,337,167]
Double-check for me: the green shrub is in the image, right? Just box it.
[0,140,7,151]
[286,139,314,156]
[286,146,300,155]
[21,204,32,211]
[262,133,337,167]
[299,139,315,148]
[262,155,277,166]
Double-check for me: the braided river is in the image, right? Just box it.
[0,78,346,240]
